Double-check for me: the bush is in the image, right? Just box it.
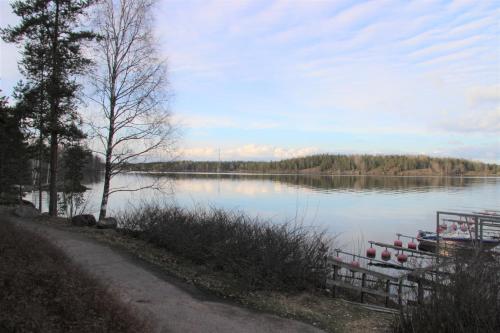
[0,219,147,332]
[119,204,332,291]
[395,250,500,333]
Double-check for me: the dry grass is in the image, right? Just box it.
[0,218,149,333]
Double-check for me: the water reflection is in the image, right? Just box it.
[29,172,499,252]
[153,172,496,194]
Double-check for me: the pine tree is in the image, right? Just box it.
[0,93,31,202]
[2,0,96,216]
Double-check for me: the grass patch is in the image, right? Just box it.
[0,218,148,333]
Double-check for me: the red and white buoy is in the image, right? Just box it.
[450,223,457,231]
[408,240,417,250]
[460,223,468,232]
[394,239,403,247]
[366,246,376,258]
[350,260,360,268]
[397,253,408,263]
[381,249,391,261]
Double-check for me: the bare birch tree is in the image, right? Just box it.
[89,0,173,220]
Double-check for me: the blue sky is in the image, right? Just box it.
[1,0,499,162]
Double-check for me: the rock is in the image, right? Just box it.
[96,217,117,229]
[13,205,40,218]
[71,214,97,227]
[21,199,36,208]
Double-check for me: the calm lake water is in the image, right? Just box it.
[29,173,500,250]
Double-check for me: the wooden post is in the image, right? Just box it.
[436,212,440,261]
[417,279,423,305]
[479,218,484,251]
[360,273,366,303]
[385,280,390,307]
[332,265,338,298]
[398,279,403,307]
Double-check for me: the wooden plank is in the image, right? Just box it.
[369,241,440,257]
[326,279,390,298]
[327,258,399,281]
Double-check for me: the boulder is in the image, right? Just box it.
[13,204,40,218]
[71,214,97,227]
[21,199,36,208]
[96,217,117,229]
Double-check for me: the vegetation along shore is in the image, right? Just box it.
[128,154,500,177]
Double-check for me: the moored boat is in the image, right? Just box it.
[416,229,500,252]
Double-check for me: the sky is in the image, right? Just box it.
[1,0,499,163]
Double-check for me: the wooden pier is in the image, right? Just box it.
[325,210,500,308]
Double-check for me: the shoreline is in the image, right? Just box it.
[126,170,500,178]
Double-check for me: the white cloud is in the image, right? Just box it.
[439,107,500,134]
[467,85,500,106]
[178,144,321,161]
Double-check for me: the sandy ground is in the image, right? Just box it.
[4,212,324,333]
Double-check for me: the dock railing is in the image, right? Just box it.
[325,210,500,308]
[435,211,500,255]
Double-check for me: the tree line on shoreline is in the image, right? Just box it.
[128,154,499,176]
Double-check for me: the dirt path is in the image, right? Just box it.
[7,214,324,333]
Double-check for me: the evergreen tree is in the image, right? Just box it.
[0,93,31,202]
[2,0,96,216]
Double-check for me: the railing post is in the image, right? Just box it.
[417,279,423,305]
[332,264,338,298]
[479,217,484,251]
[385,280,390,307]
[436,212,440,260]
[398,279,403,307]
[360,273,366,303]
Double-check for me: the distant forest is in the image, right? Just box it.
[128,154,499,176]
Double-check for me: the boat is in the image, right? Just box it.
[416,229,500,252]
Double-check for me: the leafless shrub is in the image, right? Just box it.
[119,203,332,291]
[394,249,500,333]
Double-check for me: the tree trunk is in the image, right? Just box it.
[48,0,60,217]
[48,131,58,216]
[98,155,111,221]
[98,116,114,221]
[38,130,43,211]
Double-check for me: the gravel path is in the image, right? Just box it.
[7,214,324,333]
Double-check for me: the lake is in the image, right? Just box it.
[27,173,500,251]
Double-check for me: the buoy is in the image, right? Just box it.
[366,247,376,258]
[437,225,447,233]
[334,256,343,262]
[350,260,360,268]
[381,249,391,261]
[408,241,417,250]
[440,223,447,231]
[450,223,457,231]
[397,253,408,263]
[394,239,403,247]
[460,224,468,232]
